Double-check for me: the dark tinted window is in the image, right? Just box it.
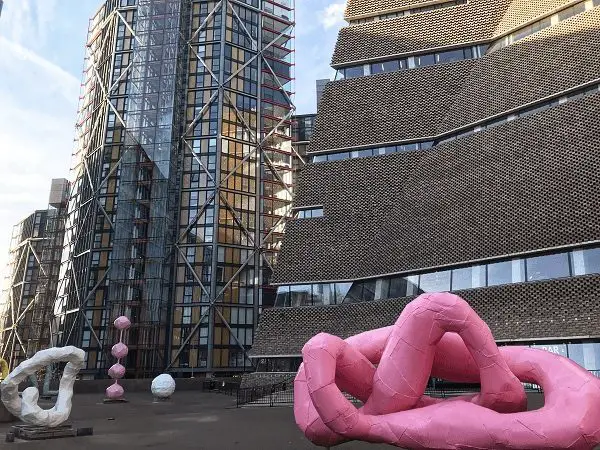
[436,49,465,64]
[371,59,400,74]
[416,54,435,66]
[344,66,364,78]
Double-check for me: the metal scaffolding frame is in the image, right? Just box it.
[0,180,68,370]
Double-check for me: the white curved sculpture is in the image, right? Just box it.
[151,374,176,399]
[1,347,85,427]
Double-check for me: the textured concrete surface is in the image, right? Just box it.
[0,392,388,449]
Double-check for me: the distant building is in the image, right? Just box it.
[0,1,4,18]
[0,179,69,369]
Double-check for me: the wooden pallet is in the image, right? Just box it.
[6,424,93,442]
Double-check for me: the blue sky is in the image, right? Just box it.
[0,0,345,279]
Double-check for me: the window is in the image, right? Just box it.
[415,54,435,67]
[296,207,324,219]
[344,66,364,79]
[487,259,524,286]
[419,270,451,292]
[558,2,586,21]
[388,277,408,298]
[568,343,600,370]
[452,265,485,290]
[571,248,600,276]
[526,252,570,281]
[327,152,349,161]
[289,285,312,306]
[435,49,465,64]
[370,59,401,74]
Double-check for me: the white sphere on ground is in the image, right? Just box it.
[151,374,176,399]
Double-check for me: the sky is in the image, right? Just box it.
[0,0,346,280]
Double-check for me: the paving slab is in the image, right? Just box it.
[0,391,389,449]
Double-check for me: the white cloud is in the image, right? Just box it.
[1,0,58,48]
[319,2,346,29]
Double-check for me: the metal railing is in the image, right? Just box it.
[236,376,296,407]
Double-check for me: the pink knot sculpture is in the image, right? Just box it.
[295,293,600,449]
[106,316,131,400]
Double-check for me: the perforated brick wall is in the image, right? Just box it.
[252,275,600,357]
[274,94,600,284]
[313,8,600,152]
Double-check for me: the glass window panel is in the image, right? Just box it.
[451,265,485,291]
[362,280,376,302]
[568,343,586,369]
[388,277,407,298]
[405,275,420,295]
[435,49,465,64]
[334,282,352,304]
[344,66,364,79]
[327,152,349,161]
[312,284,324,306]
[344,281,365,303]
[289,284,312,306]
[274,286,290,307]
[488,259,524,286]
[526,253,570,281]
[558,3,586,21]
[419,270,451,292]
[370,59,400,74]
[571,248,600,276]
[416,53,435,67]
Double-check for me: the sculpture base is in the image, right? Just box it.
[0,402,16,423]
[6,424,93,441]
[152,396,172,403]
[103,397,128,404]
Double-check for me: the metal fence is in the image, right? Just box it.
[236,376,295,407]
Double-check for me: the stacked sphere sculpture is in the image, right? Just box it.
[106,316,131,400]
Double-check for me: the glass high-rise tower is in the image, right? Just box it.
[53,0,298,378]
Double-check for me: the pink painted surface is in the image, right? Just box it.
[111,342,129,359]
[114,316,131,331]
[294,293,600,449]
[108,363,126,380]
[105,383,125,400]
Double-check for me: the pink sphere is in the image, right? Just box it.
[114,316,131,330]
[111,342,129,359]
[108,363,126,380]
[106,383,124,400]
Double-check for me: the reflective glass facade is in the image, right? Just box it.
[52,0,298,378]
